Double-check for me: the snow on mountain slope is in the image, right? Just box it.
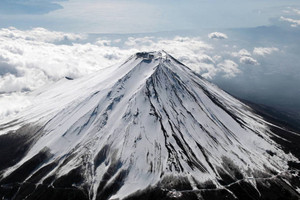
[0,51,299,200]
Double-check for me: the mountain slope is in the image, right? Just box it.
[0,51,299,200]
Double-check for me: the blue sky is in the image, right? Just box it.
[0,0,65,14]
[0,0,300,33]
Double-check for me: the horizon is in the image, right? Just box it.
[0,0,300,33]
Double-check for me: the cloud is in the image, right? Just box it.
[0,27,84,43]
[239,56,259,65]
[0,93,32,120]
[280,16,300,27]
[125,36,155,47]
[198,64,219,80]
[208,32,228,40]
[197,55,215,64]
[217,60,240,78]
[230,49,259,65]
[231,49,251,57]
[0,0,66,15]
[283,7,300,15]
[0,28,127,94]
[253,47,279,56]
[95,39,112,46]
[293,8,300,15]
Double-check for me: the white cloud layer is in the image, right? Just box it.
[217,60,240,78]
[293,8,300,15]
[231,49,259,65]
[282,8,300,15]
[240,56,259,65]
[0,34,128,93]
[208,32,228,40]
[280,16,300,27]
[0,27,85,43]
[0,93,32,119]
[231,49,251,57]
[253,47,279,56]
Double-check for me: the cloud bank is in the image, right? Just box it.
[231,49,251,57]
[208,32,228,40]
[217,60,240,78]
[0,27,84,43]
[280,16,300,27]
[253,47,279,56]
[239,56,259,65]
[231,49,259,65]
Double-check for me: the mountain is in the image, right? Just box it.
[0,51,300,200]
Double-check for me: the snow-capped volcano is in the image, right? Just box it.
[0,51,299,200]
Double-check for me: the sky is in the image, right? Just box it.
[0,0,300,33]
[0,0,300,120]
